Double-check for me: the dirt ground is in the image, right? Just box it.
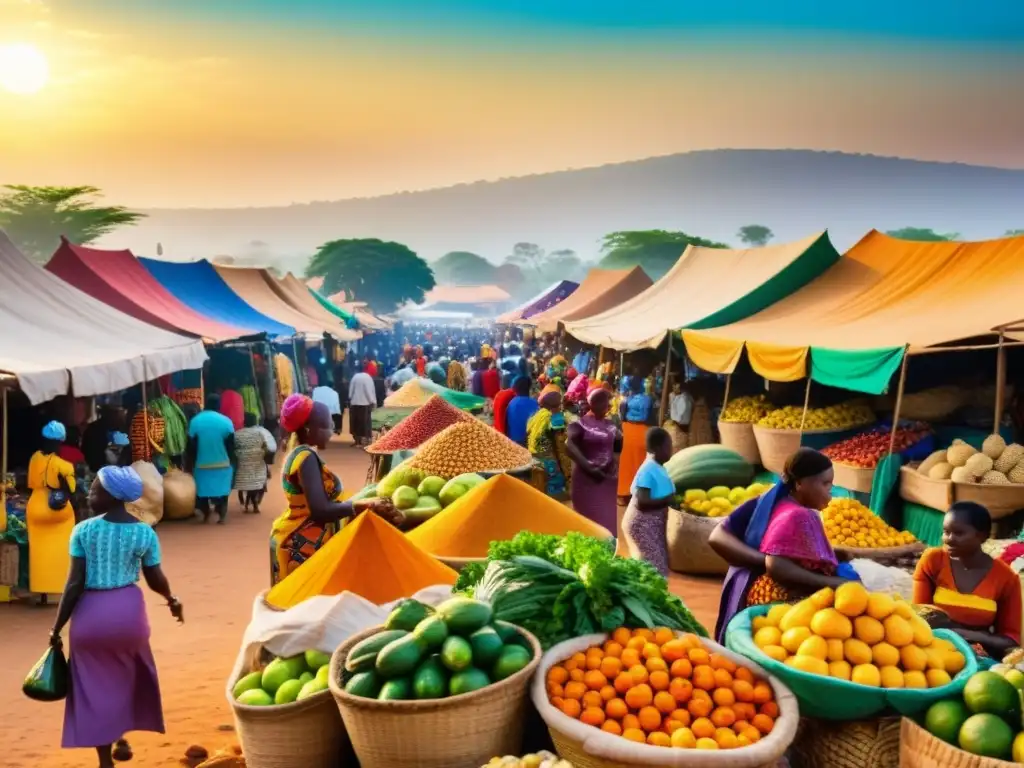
[0,436,723,767]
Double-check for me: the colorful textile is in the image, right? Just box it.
[631,456,675,499]
[616,421,648,497]
[69,516,161,590]
[482,368,501,399]
[622,499,669,577]
[42,421,66,441]
[528,413,571,501]
[568,415,618,531]
[97,465,144,502]
[492,388,516,435]
[506,396,539,445]
[219,389,245,431]
[189,410,235,499]
[234,427,273,492]
[26,451,76,593]
[759,499,838,568]
[57,445,85,465]
[623,393,653,423]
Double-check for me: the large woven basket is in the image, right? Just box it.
[328,622,541,768]
[788,716,900,768]
[898,717,1018,767]
[717,420,761,465]
[899,465,953,511]
[832,462,876,494]
[753,423,874,475]
[953,481,1024,522]
[665,507,727,576]
[0,541,19,587]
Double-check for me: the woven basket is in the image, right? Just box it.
[689,399,715,448]
[328,622,541,768]
[838,541,925,570]
[753,423,875,474]
[899,465,953,511]
[832,462,876,494]
[953,481,1024,521]
[0,541,19,587]
[894,386,966,422]
[665,507,727,576]
[788,716,900,768]
[717,420,761,466]
[899,717,1018,767]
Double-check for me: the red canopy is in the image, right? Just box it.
[46,238,255,341]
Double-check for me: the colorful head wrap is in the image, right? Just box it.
[538,384,562,408]
[97,465,144,503]
[111,431,130,446]
[42,421,66,441]
[565,374,590,403]
[280,393,315,433]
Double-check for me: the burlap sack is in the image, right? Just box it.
[162,468,197,521]
[125,461,164,526]
[665,507,728,576]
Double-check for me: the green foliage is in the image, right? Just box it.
[599,230,729,279]
[432,251,496,285]
[504,243,585,296]
[737,224,774,247]
[0,185,146,262]
[885,227,959,242]
[304,238,435,312]
[1004,229,1024,237]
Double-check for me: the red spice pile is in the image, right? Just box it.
[366,395,474,454]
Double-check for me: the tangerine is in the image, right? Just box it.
[688,647,711,665]
[653,691,677,714]
[613,672,633,694]
[547,682,564,698]
[654,627,675,645]
[712,687,736,707]
[669,677,693,703]
[628,665,650,685]
[599,684,616,702]
[620,648,641,669]
[647,731,671,747]
[715,727,739,749]
[601,720,622,735]
[642,642,663,660]
[622,714,640,731]
[752,681,773,704]
[582,690,603,709]
[695,737,719,750]
[645,657,668,673]
[670,727,697,748]
[633,628,655,641]
[637,706,662,732]
[649,670,670,691]
[611,627,632,646]
[560,699,581,718]
[710,653,737,673]
[669,708,691,727]
[692,665,716,691]
[734,666,755,685]
[670,659,693,679]
[624,683,653,709]
[713,668,734,688]
[622,728,646,743]
[687,696,712,718]
[732,679,755,702]
[691,716,716,739]
[603,640,624,658]
[568,668,585,683]
[662,639,687,661]
[580,707,606,726]
[710,707,736,728]
[605,698,628,719]
[547,666,569,685]
[662,718,684,735]
[752,713,775,735]
[599,657,622,679]
[583,670,607,690]
[760,701,780,719]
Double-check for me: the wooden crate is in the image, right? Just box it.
[899,465,953,511]
[832,462,876,494]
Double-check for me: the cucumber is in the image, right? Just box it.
[375,634,424,678]
[412,656,448,700]
[435,597,493,635]
[492,622,520,645]
[469,626,504,668]
[440,636,474,673]
[378,677,414,700]
[385,599,434,632]
[492,644,532,681]
[412,615,449,650]
[345,629,408,673]
[344,670,382,698]
[449,668,491,697]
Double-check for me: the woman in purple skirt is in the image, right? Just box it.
[49,465,184,768]
[566,388,621,533]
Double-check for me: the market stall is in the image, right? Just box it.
[518,267,654,335]
[497,280,580,325]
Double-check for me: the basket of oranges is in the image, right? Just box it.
[530,627,799,768]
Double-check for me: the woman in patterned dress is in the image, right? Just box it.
[233,413,276,514]
[527,387,572,501]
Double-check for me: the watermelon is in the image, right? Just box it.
[665,444,754,490]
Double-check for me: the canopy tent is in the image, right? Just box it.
[270,273,362,339]
[0,232,206,404]
[682,230,1024,394]
[140,257,296,338]
[496,280,579,324]
[424,285,511,305]
[214,265,358,341]
[46,238,253,342]
[519,267,654,334]
[328,296,392,331]
[564,232,840,352]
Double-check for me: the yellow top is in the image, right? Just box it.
[270,445,342,543]
[28,451,76,495]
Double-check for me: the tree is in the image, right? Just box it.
[432,251,497,285]
[885,227,959,242]
[737,224,774,247]
[598,230,729,279]
[1005,229,1024,237]
[305,238,435,312]
[0,185,146,262]
[504,244,586,291]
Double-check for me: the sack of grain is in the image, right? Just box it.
[163,468,197,521]
[125,461,164,526]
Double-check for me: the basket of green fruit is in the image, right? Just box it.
[329,596,542,768]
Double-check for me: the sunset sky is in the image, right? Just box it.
[1,0,1023,208]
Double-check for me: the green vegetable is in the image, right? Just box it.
[344,670,382,698]
[378,677,414,700]
[412,656,448,699]
[345,630,408,673]
[449,668,490,696]
[468,626,504,668]
[440,636,474,672]
[385,599,434,631]
[151,396,188,457]
[412,615,449,650]
[375,635,424,678]
[435,597,493,634]
[492,644,532,681]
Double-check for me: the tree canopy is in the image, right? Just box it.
[598,230,729,279]
[504,243,586,294]
[1005,229,1024,237]
[0,185,146,262]
[885,227,959,242]
[737,224,774,247]
[305,238,435,312]
[432,251,497,285]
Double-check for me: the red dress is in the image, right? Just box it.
[492,389,516,434]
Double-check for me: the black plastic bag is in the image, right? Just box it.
[23,645,69,702]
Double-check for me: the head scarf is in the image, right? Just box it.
[565,374,590,403]
[42,421,66,441]
[538,384,562,408]
[97,465,144,503]
[111,431,130,446]
[280,393,315,433]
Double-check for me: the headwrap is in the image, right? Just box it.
[111,431,130,446]
[538,384,562,408]
[565,374,590,404]
[280,393,314,433]
[97,465,144,503]
[42,421,66,441]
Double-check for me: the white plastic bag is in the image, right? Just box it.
[850,558,914,601]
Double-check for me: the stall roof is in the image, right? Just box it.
[496,280,579,324]
[45,239,253,342]
[0,231,206,404]
[326,294,392,331]
[565,232,840,352]
[519,267,654,334]
[425,285,511,305]
[270,273,362,340]
[682,230,1024,394]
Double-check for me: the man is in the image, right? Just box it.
[332,362,349,433]
[312,383,343,434]
[348,364,376,447]
[364,354,379,378]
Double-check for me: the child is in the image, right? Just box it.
[622,427,675,576]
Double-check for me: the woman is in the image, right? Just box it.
[27,421,77,600]
[481,360,501,400]
[187,395,236,524]
[233,413,276,514]
[617,378,655,500]
[566,388,620,531]
[914,501,1022,660]
[270,394,400,586]
[709,447,850,643]
[447,360,467,392]
[504,376,538,445]
[622,427,675,576]
[491,373,517,436]
[49,465,183,768]
[527,387,572,501]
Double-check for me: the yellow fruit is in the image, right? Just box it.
[788,655,829,676]
[942,650,966,675]
[853,616,885,646]
[931,638,955,652]
[826,639,845,663]
[753,627,782,648]
[925,669,952,688]
[809,587,835,610]
[903,671,927,689]
[751,616,769,632]
[908,612,934,647]
[865,593,895,621]
[882,615,914,647]
[762,645,788,662]
[796,635,829,661]
[780,599,816,632]
[781,627,813,654]
[765,604,791,628]
[899,645,928,672]
[843,638,873,666]
[923,647,946,672]
[851,664,881,687]
[892,601,913,621]
[872,642,900,668]
[879,666,904,689]
[829,660,852,680]
[834,582,869,618]
[810,609,853,640]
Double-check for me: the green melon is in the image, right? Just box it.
[664,444,754,490]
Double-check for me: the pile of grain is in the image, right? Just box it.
[366,395,474,454]
[407,419,532,477]
[383,379,434,407]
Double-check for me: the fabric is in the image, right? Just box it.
[312,386,341,415]
[624,393,653,423]
[69,516,161,590]
[572,351,592,375]
[26,451,77,593]
[903,502,945,547]
[631,456,675,499]
[568,415,618,531]
[481,368,501,399]
[270,273,361,341]
[234,427,272,491]
[565,232,839,351]
[42,421,66,441]
[423,285,511,305]
[528,412,571,500]
[622,499,669,576]
[520,267,654,334]
[57,445,85,465]
[349,372,376,407]
[280,393,314,433]
[758,499,838,568]
[364,360,379,378]
[470,370,484,396]
[220,389,245,431]
[506,396,540,445]
[714,497,761,643]
[62,585,164,748]
[810,346,907,396]
[425,362,446,385]
[305,285,356,326]
[189,410,235,498]
[97,465,144,502]
[670,392,694,425]
[492,388,516,435]
[256,426,277,453]
[913,547,1022,644]
[496,280,579,323]
[349,405,372,440]
[617,421,649,497]
[392,367,416,388]
[305,365,319,388]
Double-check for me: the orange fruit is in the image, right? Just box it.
[624,683,653,710]
[733,719,750,733]
[710,653,737,673]
[622,714,641,731]
[670,727,697,748]
[670,658,693,679]
[669,677,693,704]
[563,681,586,700]
[741,725,761,743]
[710,707,736,728]
[752,713,775,735]
[696,737,719,750]
[585,653,604,671]
[712,688,735,707]
[653,690,677,714]
[752,681,773,704]
[569,668,585,683]
[550,696,564,709]
[580,706,606,726]
[692,665,716,691]
[678,633,701,648]
[645,657,668,673]
[560,699,581,718]
[622,728,646,743]
[661,639,687,661]
[603,640,624,658]
[649,670,670,691]
[612,627,631,646]
[669,708,691,727]
[605,698,628,720]
[582,690,603,709]
[642,642,663,660]
[633,628,655,641]
[734,666,755,685]
[547,666,569,685]
[733,702,757,722]
[583,670,607,690]
[626,636,647,651]
[691,716,716,739]
[571,652,587,668]
[760,701,780,719]
[563,658,579,672]
[715,727,739,749]
[613,672,633,694]
[713,668,734,688]
[654,627,675,645]
[628,665,650,685]
[599,684,616,702]
[619,648,641,669]
[637,706,662,732]
[662,718,684,735]
[601,720,622,735]
[737,735,752,747]
[600,657,622,679]
[687,696,711,719]
[688,647,711,666]
[732,679,754,702]
[647,731,671,747]
[547,682,564,698]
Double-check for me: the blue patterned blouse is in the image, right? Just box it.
[69,516,162,590]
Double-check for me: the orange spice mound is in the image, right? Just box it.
[406,474,612,558]
[266,511,457,609]
[407,419,532,477]
[384,379,434,407]
[367,395,474,455]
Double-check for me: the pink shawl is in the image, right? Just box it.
[759,499,837,568]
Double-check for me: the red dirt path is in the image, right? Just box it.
[0,438,722,767]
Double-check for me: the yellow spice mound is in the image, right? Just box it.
[266,511,457,609]
[407,419,532,477]
[384,378,434,407]
[406,473,612,557]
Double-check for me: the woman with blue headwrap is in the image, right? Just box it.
[26,421,77,599]
[49,465,182,768]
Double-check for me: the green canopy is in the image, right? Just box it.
[308,287,358,328]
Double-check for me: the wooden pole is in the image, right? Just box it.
[659,333,673,423]
[888,348,910,456]
[141,361,150,461]
[199,365,206,405]
[722,374,733,413]
[995,331,1007,434]
[798,376,813,433]
[908,340,1024,356]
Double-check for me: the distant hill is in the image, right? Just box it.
[104,149,1024,265]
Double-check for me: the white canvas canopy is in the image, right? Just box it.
[0,231,207,404]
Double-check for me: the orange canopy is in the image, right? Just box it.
[424,284,511,305]
[519,267,653,334]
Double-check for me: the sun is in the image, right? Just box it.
[0,43,50,95]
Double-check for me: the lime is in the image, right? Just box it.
[963,671,1021,719]
[924,699,971,744]
[959,713,1014,759]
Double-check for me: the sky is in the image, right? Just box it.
[1,0,1023,208]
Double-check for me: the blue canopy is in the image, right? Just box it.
[140,258,295,338]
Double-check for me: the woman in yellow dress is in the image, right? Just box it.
[27,421,77,601]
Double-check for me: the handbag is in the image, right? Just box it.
[22,644,69,702]
[45,456,71,511]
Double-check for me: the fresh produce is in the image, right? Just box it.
[231,648,333,706]
[129,406,166,462]
[750,582,965,688]
[483,752,572,767]
[664,445,754,491]
[678,483,768,518]
[150,395,189,457]
[720,394,776,424]
[454,532,707,649]
[371,463,484,527]
[546,627,780,749]
[384,378,436,407]
[385,598,435,631]
[756,402,874,431]
[407,420,532,477]
[821,498,917,549]
[923,436,1024,485]
[822,423,931,469]
[923,668,1024,760]
[341,597,534,700]
[367,395,475,454]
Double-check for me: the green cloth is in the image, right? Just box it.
[308,288,358,328]
[416,379,486,411]
[903,501,945,547]
[809,346,906,395]
[869,452,902,516]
